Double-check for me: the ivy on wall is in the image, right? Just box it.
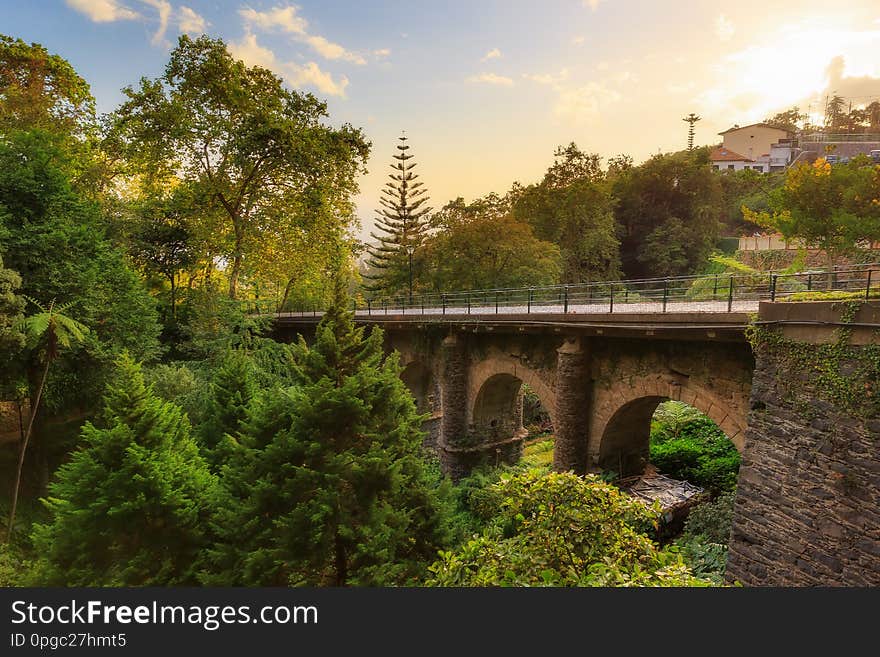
[746,300,880,419]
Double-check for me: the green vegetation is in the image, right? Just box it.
[32,354,217,585]
[427,470,707,586]
[649,401,740,495]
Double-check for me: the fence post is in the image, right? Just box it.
[807,273,812,291]
[442,294,446,315]
[528,288,533,314]
[367,299,371,316]
[563,285,569,313]
[867,269,873,300]
[609,283,614,313]
[467,294,471,315]
[770,274,778,302]
[713,274,719,300]
[662,278,669,312]
[495,291,499,314]
[421,296,425,314]
[727,276,734,312]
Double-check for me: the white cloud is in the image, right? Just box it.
[523,69,570,86]
[525,68,621,122]
[65,0,139,23]
[373,48,391,58]
[582,0,604,10]
[467,72,514,86]
[240,5,366,65]
[66,0,197,47]
[480,48,501,62]
[715,14,735,42]
[571,36,585,46]
[288,61,349,97]
[229,32,349,97]
[177,6,206,34]
[141,0,171,46]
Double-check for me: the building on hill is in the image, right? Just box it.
[709,123,794,173]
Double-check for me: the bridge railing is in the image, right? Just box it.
[281,263,880,317]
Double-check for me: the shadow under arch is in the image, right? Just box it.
[399,360,435,413]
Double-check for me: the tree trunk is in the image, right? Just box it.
[169,272,177,319]
[278,275,296,313]
[826,249,836,291]
[6,356,51,542]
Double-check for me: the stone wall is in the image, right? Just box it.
[726,301,880,585]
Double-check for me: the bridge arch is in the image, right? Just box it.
[467,353,556,430]
[591,375,746,478]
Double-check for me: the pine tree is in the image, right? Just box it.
[215,276,452,585]
[363,134,432,297]
[198,349,255,471]
[683,113,701,151]
[31,354,217,585]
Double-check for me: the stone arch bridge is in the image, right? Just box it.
[276,302,880,587]
[275,310,753,479]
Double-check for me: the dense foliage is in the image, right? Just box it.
[427,470,707,586]
[31,355,217,585]
[208,282,454,585]
[649,402,740,494]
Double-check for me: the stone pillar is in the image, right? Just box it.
[553,337,591,474]
[440,333,469,476]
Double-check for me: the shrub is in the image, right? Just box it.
[427,470,710,586]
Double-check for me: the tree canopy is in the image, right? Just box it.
[106,35,370,300]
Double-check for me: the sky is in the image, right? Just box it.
[4,1,880,240]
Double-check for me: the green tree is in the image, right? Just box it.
[363,134,432,298]
[213,279,451,585]
[763,107,805,133]
[745,157,880,280]
[613,148,721,279]
[7,298,87,541]
[683,113,701,151]
[427,470,705,586]
[127,187,199,322]
[512,145,620,283]
[421,208,560,291]
[0,130,160,445]
[31,354,217,585]
[0,34,95,136]
[0,254,25,364]
[197,349,255,470]
[107,34,369,299]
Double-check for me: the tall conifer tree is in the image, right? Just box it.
[31,354,217,585]
[363,134,432,296]
[213,276,451,586]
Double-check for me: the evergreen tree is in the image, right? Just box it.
[31,354,217,585]
[363,134,432,297]
[198,349,255,471]
[682,113,701,151]
[214,277,451,585]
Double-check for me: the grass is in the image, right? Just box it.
[521,435,554,469]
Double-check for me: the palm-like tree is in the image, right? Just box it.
[6,297,87,541]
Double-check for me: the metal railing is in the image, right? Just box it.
[280,263,880,318]
[799,133,880,143]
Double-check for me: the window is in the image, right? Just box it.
[727,164,735,170]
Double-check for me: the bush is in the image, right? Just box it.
[671,491,737,585]
[427,470,711,587]
[650,404,740,494]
